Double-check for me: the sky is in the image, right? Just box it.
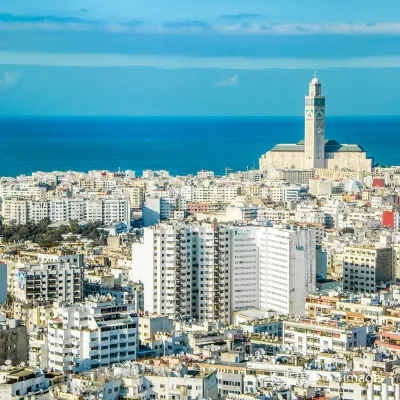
[1,0,400,116]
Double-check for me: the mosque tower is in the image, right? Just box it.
[304,72,325,168]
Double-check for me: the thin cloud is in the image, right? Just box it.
[215,75,239,87]
[214,22,400,35]
[0,13,90,24]
[0,72,20,89]
[2,52,400,70]
[0,13,400,36]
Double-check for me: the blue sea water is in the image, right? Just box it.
[0,116,399,177]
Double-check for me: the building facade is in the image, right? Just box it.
[48,298,138,374]
[132,223,316,323]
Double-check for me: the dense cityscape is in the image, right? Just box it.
[0,74,399,400]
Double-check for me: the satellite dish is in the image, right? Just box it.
[19,362,25,367]
[4,360,11,366]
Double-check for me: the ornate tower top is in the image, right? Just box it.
[309,72,322,97]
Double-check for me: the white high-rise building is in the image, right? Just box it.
[229,226,260,314]
[132,223,232,323]
[258,226,316,317]
[132,223,316,323]
[48,298,138,374]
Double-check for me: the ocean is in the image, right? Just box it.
[0,116,399,177]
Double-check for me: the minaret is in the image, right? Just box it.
[304,72,325,169]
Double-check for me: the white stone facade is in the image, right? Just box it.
[259,74,373,175]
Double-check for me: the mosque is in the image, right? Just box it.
[259,73,372,175]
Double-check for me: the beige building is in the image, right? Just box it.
[343,245,394,293]
[125,185,145,209]
[260,74,373,175]
[283,317,367,356]
[12,300,55,331]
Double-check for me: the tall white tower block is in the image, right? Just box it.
[304,72,325,168]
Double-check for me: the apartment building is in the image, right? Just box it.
[278,169,315,185]
[48,298,138,374]
[295,203,325,224]
[0,366,61,399]
[0,182,47,201]
[283,317,367,356]
[132,223,316,323]
[84,281,144,312]
[343,245,394,293]
[322,199,348,228]
[260,186,283,202]
[132,223,232,323]
[65,363,218,400]
[186,202,226,215]
[2,198,130,225]
[125,185,145,209]
[258,226,316,317]
[256,207,290,224]
[13,300,55,332]
[2,199,30,224]
[14,262,82,303]
[137,314,174,345]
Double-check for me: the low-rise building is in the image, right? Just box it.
[283,317,367,356]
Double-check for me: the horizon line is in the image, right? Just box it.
[0,114,400,118]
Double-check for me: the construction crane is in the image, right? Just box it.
[225,167,233,176]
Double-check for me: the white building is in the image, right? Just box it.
[258,226,316,316]
[322,198,347,228]
[14,262,82,303]
[282,186,301,202]
[295,203,325,224]
[48,297,138,374]
[2,198,130,225]
[132,223,316,322]
[260,74,372,174]
[66,363,218,400]
[132,223,231,323]
[283,317,367,356]
[0,366,55,399]
[198,170,215,179]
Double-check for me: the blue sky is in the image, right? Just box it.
[1,0,400,116]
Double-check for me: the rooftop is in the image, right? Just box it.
[270,139,365,153]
